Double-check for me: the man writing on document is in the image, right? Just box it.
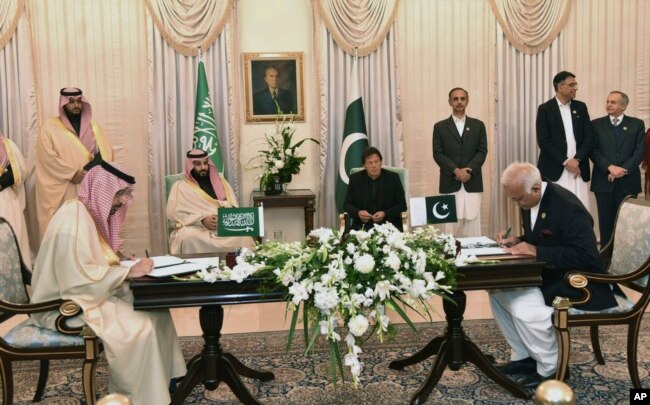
[167,149,255,254]
[30,161,186,404]
[490,162,620,389]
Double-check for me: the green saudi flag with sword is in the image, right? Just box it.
[193,60,224,173]
[335,58,369,212]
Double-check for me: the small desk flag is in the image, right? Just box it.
[217,207,264,237]
[409,195,457,226]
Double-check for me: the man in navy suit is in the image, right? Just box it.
[432,87,488,236]
[536,71,592,210]
[490,162,618,389]
[590,91,646,246]
[253,66,294,115]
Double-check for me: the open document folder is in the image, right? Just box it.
[456,236,506,256]
[120,256,220,278]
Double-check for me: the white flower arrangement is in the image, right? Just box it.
[198,223,457,385]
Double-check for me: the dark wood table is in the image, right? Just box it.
[252,189,316,237]
[130,276,286,405]
[389,258,546,404]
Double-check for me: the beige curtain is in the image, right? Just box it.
[490,24,562,236]
[0,1,37,260]
[314,0,398,57]
[146,1,240,254]
[29,0,150,256]
[0,0,24,49]
[489,0,570,55]
[397,0,495,236]
[144,0,231,56]
[313,0,402,229]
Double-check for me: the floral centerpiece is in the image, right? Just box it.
[250,114,319,192]
[196,223,457,385]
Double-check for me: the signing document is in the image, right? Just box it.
[457,236,506,256]
[121,256,219,278]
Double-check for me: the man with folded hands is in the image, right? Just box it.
[490,162,621,389]
[166,149,255,254]
[30,161,186,404]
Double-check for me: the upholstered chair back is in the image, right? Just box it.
[607,199,650,288]
[0,219,29,310]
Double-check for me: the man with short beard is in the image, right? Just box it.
[166,149,255,254]
[35,87,114,239]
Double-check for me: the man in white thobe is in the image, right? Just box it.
[167,149,255,254]
[30,161,186,404]
[0,132,31,268]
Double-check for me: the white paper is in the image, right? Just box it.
[461,247,506,256]
[456,236,499,247]
[148,262,212,278]
[120,255,218,278]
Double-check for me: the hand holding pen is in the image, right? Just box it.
[496,226,518,247]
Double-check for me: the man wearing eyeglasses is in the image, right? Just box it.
[536,71,593,210]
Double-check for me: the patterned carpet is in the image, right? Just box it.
[3,319,648,404]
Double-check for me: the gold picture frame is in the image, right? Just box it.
[243,52,304,123]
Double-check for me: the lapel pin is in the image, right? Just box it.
[466,127,470,131]
[572,110,576,114]
[541,212,546,219]
[623,127,627,131]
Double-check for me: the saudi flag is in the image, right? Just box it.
[335,58,369,212]
[193,60,224,173]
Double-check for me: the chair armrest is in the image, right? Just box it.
[55,300,86,335]
[339,212,349,234]
[0,298,65,314]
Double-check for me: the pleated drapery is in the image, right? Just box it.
[489,0,570,55]
[314,0,398,57]
[144,0,232,56]
[0,0,24,49]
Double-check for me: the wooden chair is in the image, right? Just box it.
[164,173,186,248]
[339,166,409,233]
[0,218,102,404]
[552,196,650,387]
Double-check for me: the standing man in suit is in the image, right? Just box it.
[536,71,592,210]
[590,91,646,246]
[432,87,488,237]
[491,162,619,388]
[253,66,294,115]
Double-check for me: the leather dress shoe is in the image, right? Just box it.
[496,357,537,375]
[519,369,570,389]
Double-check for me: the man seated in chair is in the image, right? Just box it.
[343,146,407,231]
[490,162,620,389]
[29,161,186,404]
[166,149,255,254]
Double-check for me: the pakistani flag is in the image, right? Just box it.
[193,60,224,173]
[335,58,369,212]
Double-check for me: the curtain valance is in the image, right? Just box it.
[144,0,231,56]
[489,0,570,55]
[314,0,398,57]
[0,0,24,50]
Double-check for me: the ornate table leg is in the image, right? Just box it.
[390,290,532,405]
[171,305,274,405]
[304,199,315,236]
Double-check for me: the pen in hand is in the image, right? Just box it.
[504,227,512,239]
[145,249,150,258]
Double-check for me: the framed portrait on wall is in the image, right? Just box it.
[243,52,304,123]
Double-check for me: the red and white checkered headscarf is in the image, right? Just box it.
[78,162,135,251]
[185,149,226,200]
[59,87,96,153]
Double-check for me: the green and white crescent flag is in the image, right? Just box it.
[193,60,224,173]
[335,58,369,213]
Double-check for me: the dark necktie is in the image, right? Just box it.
[272,90,277,100]
[613,118,622,145]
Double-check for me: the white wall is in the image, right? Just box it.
[238,0,320,242]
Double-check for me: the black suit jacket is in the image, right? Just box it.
[536,98,592,182]
[343,169,407,231]
[520,182,617,311]
[253,88,294,115]
[432,116,487,193]
[590,115,646,194]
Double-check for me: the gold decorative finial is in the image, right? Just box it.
[97,393,131,405]
[535,380,576,405]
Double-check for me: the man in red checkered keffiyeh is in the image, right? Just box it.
[30,161,186,404]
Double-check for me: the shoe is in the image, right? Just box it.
[496,357,537,375]
[519,369,570,389]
